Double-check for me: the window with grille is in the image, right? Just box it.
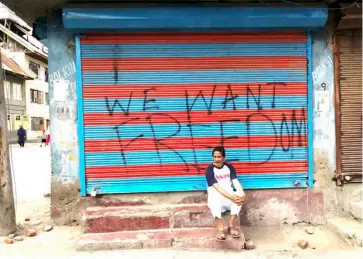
[29,61,40,76]
[30,89,44,104]
[12,83,23,100]
[45,68,48,82]
[4,81,11,99]
[31,117,44,131]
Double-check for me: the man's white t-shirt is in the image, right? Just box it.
[205,163,237,193]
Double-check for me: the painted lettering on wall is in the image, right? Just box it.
[100,83,308,173]
[49,60,76,84]
[56,104,72,121]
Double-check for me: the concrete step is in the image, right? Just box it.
[76,227,246,251]
[327,217,363,247]
[350,202,363,221]
[83,204,215,233]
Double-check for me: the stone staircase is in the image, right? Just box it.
[327,201,363,247]
[76,203,246,251]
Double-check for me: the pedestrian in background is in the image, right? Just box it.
[40,130,47,147]
[46,127,50,146]
[17,125,26,147]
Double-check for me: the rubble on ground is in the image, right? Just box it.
[297,240,308,249]
[44,225,53,232]
[305,227,314,235]
[24,229,37,237]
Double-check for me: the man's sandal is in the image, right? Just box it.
[216,228,226,241]
[228,226,243,238]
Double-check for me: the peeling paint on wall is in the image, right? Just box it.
[312,28,336,174]
[48,12,79,184]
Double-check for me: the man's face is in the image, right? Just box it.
[213,151,225,167]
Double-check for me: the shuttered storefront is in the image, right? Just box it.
[336,30,362,183]
[78,32,312,194]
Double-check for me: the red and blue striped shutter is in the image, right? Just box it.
[79,32,309,194]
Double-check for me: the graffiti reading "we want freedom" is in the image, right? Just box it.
[83,83,308,175]
[80,32,309,181]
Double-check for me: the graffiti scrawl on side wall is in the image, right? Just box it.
[48,29,79,183]
[312,30,335,172]
[49,61,77,88]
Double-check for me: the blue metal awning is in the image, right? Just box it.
[63,6,328,32]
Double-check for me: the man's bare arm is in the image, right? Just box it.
[232,179,244,193]
[232,179,246,203]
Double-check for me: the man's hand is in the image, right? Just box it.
[212,183,246,206]
[231,192,245,206]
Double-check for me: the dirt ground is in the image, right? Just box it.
[1,196,362,259]
[1,145,362,258]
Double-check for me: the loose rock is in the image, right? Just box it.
[14,236,24,242]
[3,237,14,244]
[25,217,30,221]
[8,234,16,239]
[32,220,42,226]
[305,227,314,235]
[44,193,51,197]
[245,240,255,250]
[297,240,309,249]
[25,229,37,237]
[43,225,53,232]
[17,223,25,229]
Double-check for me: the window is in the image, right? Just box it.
[16,115,21,121]
[39,91,43,104]
[45,68,48,82]
[30,89,43,104]
[12,83,23,100]
[4,81,10,99]
[29,61,40,77]
[31,117,44,131]
[7,115,10,120]
[45,93,49,105]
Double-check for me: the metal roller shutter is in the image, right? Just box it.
[337,30,362,183]
[77,32,311,194]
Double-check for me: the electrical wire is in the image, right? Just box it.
[279,0,360,10]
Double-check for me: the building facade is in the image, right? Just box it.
[2,51,35,140]
[2,1,361,226]
[0,4,49,140]
[25,54,49,137]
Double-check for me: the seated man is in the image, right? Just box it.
[205,146,246,241]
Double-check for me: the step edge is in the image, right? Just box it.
[327,218,363,247]
[76,227,245,251]
[86,203,209,212]
[81,227,218,238]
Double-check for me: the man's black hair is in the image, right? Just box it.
[212,146,226,157]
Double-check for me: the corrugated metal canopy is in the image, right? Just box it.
[1,51,36,79]
[0,0,355,24]
[63,6,328,31]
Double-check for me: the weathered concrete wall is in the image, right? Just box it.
[47,10,83,224]
[312,27,336,172]
[311,16,362,218]
[46,10,361,225]
[311,22,339,219]
[82,189,325,227]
